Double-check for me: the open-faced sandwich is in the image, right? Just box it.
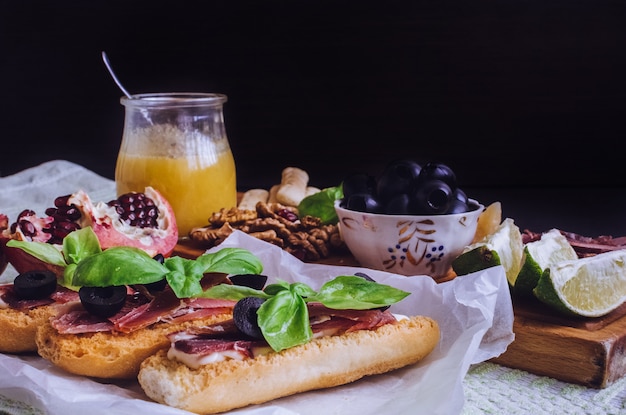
[138,273,440,414]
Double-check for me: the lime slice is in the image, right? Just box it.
[534,249,626,317]
[513,229,578,297]
[452,218,523,285]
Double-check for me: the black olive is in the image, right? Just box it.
[447,199,469,214]
[384,193,411,215]
[233,297,265,339]
[376,160,422,203]
[341,173,377,199]
[411,179,453,214]
[143,278,167,292]
[228,274,268,290]
[354,271,376,282]
[13,270,57,300]
[453,187,468,204]
[143,253,167,292]
[416,162,457,188]
[79,286,127,318]
[341,193,382,213]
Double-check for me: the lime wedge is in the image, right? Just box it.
[452,218,523,285]
[513,229,578,296]
[534,249,626,317]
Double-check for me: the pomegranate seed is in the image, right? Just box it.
[110,192,160,229]
[277,208,298,222]
[45,207,58,216]
[17,209,35,219]
[54,195,71,207]
[18,220,37,237]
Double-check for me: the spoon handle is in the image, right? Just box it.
[101,51,133,99]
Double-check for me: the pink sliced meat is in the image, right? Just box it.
[50,286,80,304]
[0,284,80,311]
[51,308,115,334]
[111,288,182,333]
[307,302,398,331]
[170,304,399,357]
[112,289,236,333]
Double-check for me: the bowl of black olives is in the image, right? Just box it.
[334,160,484,280]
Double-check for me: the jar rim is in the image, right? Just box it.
[120,92,227,107]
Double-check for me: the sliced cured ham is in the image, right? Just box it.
[0,284,79,311]
[50,286,237,335]
[167,303,400,363]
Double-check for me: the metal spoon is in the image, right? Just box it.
[102,51,154,124]
[101,51,133,99]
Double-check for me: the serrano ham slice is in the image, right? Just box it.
[0,284,79,311]
[50,286,237,335]
[168,303,399,359]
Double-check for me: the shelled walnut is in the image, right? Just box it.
[189,201,347,262]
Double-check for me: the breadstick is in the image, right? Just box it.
[276,167,309,206]
[267,184,280,203]
[238,189,269,210]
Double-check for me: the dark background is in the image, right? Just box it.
[2,0,626,235]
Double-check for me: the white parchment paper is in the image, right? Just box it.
[0,161,514,415]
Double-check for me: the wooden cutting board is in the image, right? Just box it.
[490,295,626,388]
[174,240,626,389]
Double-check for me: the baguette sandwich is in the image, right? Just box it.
[138,275,440,414]
[0,279,73,353]
[1,229,263,378]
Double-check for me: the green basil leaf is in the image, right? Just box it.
[61,263,80,290]
[258,289,311,352]
[164,248,264,298]
[194,248,264,276]
[164,256,207,298]
[6,239,66,267]
[72,246,167,287]
[62,227,102,265]
[199,283,269,300]
[311,275,410,309]
[291,281,317,298]
[297,186,343,225]
[263,280,290,296]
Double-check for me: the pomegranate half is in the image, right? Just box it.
[0,187,178,277]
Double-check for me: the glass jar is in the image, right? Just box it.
[115,93,237,236]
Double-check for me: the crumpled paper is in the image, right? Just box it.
[0,230,513,415]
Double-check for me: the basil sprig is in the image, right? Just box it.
[7,227,264,299]
[7,227,102,289]
[71,246,263,298]
[202,276,411,352]
[297,185,343,225]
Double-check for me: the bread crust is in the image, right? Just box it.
[35,313,232,379]
[0,304,58,353]
[138,315,440,414]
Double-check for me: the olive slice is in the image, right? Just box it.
[228,274,268,290]
[143,278,167,292]
[79,286,127,318]
[233,297,265,339]
[13,270,57,300]
[143,253,167,292]
[354,271,376,282]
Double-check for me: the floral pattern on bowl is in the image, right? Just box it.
[335,200,484,280]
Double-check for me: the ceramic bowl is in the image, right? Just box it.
[334,199,484,280]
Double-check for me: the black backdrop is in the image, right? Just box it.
[2,0,626,234]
